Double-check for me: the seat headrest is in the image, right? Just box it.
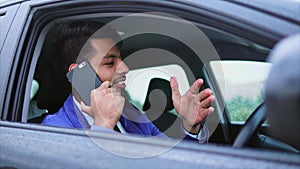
[265,33,300,149]
[125,64,190,111]
[30,79,39,100]
[34,58,71,113]
[143,78,174,112]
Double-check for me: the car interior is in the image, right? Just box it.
[26,14,299,154]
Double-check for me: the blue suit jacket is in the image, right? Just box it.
[42,95,168,137]
[42,94,199,141]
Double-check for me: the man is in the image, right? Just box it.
[42,21,215,141]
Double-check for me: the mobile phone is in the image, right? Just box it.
[66,61,102,106]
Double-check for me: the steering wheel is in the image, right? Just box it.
[233,103,266,148]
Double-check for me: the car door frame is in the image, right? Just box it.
[1,0,299,146]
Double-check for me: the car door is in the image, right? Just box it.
[0,0,25,119]
[1,0,300,168]
[1,0,298,145]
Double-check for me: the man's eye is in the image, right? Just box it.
[106,62,114,66]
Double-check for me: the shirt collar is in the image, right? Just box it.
[72,96,94,126]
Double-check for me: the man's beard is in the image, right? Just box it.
[119,88,131,105]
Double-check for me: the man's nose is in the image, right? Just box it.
[117,60,129,74]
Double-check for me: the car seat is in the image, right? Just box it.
[142,78,182,138]
[27,79,48,122]
[265,33,300,150]
[28,54,71,123]
[125,64,190,138]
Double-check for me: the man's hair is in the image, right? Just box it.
[52,21,121,75]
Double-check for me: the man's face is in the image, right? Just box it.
[88,38,129,90]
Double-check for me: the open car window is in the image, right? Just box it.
[27,12,271,134]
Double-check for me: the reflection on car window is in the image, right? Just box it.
[209,60,272,123]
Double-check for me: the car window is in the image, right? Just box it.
[209,60,272,124]
[28,13,270,129]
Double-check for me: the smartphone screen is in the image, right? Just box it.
[66,61,102,105]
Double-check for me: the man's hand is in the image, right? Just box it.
[170,76,214,134]
[81,81,125,129]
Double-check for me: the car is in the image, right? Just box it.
[0,0,299,168]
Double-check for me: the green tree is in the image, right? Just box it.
[226,92,264,122]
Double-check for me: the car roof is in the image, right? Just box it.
[231,0,300,24]
[1,0,299,25]
[1,0,299,17]
[0,0,26,8]
[182,0,300,22]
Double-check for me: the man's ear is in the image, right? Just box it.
[68,63,77,71]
